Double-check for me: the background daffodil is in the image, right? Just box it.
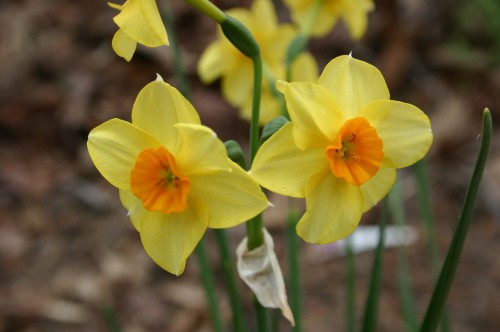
[87,76,268,275]
[240,52,319,125]
[198,0,296,108]
[251,55,433,244]
[284,0,374,39]
[109,0,168,61]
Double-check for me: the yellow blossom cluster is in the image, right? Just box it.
[88,0,432,275]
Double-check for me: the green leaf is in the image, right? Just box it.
[260,116,289,145]
[420,108,492,332]
[225,140,247,169]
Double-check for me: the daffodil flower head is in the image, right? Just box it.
[198,0,296,107]
[284,0,374,39]
[87,75,268,275]
[251,55,433,244]
[109,0,168,61]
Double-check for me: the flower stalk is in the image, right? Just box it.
[184,0,225,23]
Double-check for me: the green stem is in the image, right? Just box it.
[213,229,247,332]
[184,0,225,23]
[248,55,263,165]
[253,295,271,331]
[420,108,492,332]
[195,240,225,332]
[286,207,302,332]
[244,54,265,251]
[345,237,356,332]
[219,13,268,330]
[361,202,387,332]
[218,12,264,250]
[388,179,418,332]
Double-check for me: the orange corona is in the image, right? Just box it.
[131,147,191,213]
[326,117,383,186]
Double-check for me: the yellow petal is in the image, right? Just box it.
[291,52,319,82]
[284,0,339,37]
[340,0,373,39]
[251,123,327,198]
[359,168,396,212]
[198,41,237,84]
[111,29,137,61]
[174,123,231,175]
[252,0,278,33]
[301,6,338,37]
[113,0,168,47]
[296,172,364,244]
[221,59,254,106]
[139,197,209,275]
[87,119,160,189]
[190,162,268,229]
[262,25,296,65]
[119,189,145,231]
[319,55,389,120]
[131,78,200,150]
[360,100,433,168]
[277,81,341,149]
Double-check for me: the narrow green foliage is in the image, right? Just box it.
[361,202,387,332]
[213,229,247,332]
[388,180,418,332]
[195,240,225,332]
[420,109,492,332]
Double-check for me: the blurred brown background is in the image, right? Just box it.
[0,0,499,331]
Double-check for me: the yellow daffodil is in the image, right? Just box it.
[251,55,433,244]
[198,0,296,107]
[109,0,168,61]
[241,52,319,125]
[284,0,374,39]
[87,76,268,275]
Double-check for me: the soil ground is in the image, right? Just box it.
[0,0,499,331]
